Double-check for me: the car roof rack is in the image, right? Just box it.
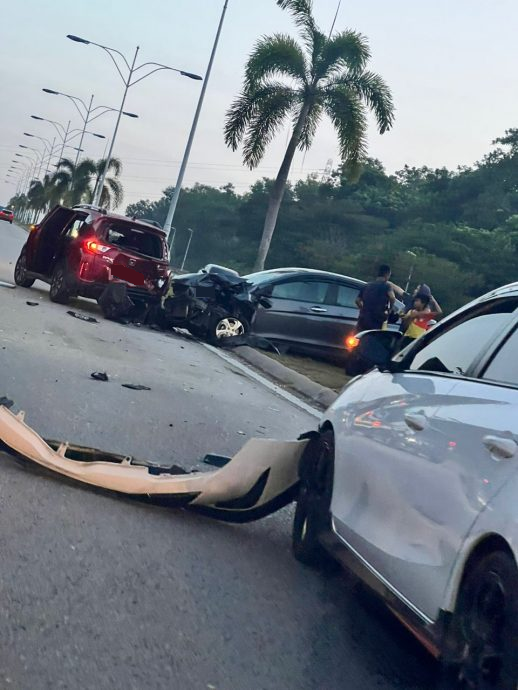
[73,204,107,215]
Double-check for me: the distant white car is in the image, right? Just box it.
[293,282,518,689]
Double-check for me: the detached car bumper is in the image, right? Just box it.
[0,405,308,523]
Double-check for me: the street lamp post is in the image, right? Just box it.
[31,115,106,167]
[66,34,202,207]
[41,90,134,169]
[180,228,194,270]
[164,0,229,251]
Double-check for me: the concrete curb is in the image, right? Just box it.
[233,346,338,409]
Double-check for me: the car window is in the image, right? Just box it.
[482,326,518,386]
[336,284,361,308]
[65,218,87,239]
[406,299,518,376]
[271,280,329,303]
[104,223,164,259]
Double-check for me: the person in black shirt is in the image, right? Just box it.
[355,264,396,332]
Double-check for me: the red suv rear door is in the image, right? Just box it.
[95,219,169,294]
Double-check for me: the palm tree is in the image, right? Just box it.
[51,158,97,206]
[49,157,124,209]
[27,174,58,221]
[90,158,124,210]
[225,0,395,270]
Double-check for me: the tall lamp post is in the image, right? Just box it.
[164,0,229,251]
[66,34,202,207]
[40,91,135,167]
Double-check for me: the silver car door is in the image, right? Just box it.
[331,297,518,622]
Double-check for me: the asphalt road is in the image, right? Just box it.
[0,222,436,690]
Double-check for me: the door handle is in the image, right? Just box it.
[483,435,517,460]
[310,306,327,313]
[404,413,428,432]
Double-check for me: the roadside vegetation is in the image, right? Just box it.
[125,129,518,314]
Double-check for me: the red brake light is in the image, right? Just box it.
[345,335,360,350]
[84,239,110,254]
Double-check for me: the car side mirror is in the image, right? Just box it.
[348,330,402,376]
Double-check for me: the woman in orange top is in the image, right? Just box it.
[399,293,438,350]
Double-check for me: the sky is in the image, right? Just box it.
[1,0,518,209]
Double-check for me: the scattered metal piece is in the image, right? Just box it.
[91,372,109,382]
[26,301,39,306]
[67,311,99,324]
[0,281,15,289]
[121,383,151,391]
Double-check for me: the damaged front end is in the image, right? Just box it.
[0,406,311,523]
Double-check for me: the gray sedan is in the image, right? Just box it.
[245,268,400,359]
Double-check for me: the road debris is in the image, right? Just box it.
[0,281,16,289]
[26,301,39,306]
[91,372,109,382]
[0,397,14,409]
[121,383,151,391]
[0,404,312,523]
[67,311,99,324]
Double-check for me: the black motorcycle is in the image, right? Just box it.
[156,265,269,345]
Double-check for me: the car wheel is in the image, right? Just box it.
[208,313,249,345]
[14,249,35,288]
[49,263,71,304]
[292,429,335,567]
[439,551,518,689]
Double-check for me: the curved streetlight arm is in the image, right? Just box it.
[24,132,52,149]
[130,62,202,86]
[62,94,88,121]
[98,46,128,85]
[129,66,176,87]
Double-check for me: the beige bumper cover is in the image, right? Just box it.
[0,406,308,522]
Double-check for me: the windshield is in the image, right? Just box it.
[103,221,165,260]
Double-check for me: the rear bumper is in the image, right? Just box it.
[75,279,162,304]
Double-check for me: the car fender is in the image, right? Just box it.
[440,468,518,613]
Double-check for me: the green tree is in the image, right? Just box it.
[91,158,124,209]
[50,157,124,209]
[27,174,58,221]
[224,0,394,270]
[50,158,96,206]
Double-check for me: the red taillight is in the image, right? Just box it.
[84,239,110,254]
[345,335,360,351]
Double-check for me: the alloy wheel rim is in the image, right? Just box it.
[215,318,245,338]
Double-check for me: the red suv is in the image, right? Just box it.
[14,204,170,304]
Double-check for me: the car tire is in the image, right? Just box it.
[292,429,335,568]
[439,550,518,689]
[14,249,35,288]
[49,262,71,304]
[207,312,249,346]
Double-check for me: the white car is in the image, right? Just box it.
[292,282,518,689]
